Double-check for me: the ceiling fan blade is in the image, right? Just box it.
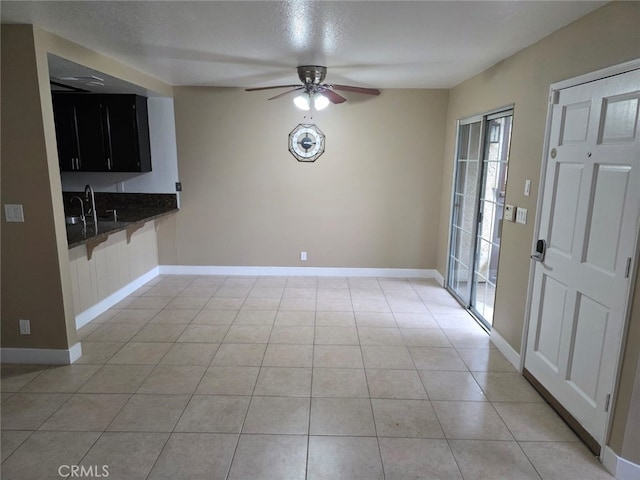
[267,87,304,100]
[320,88,347,104]
[245,84,302,92]
[330,84,381,96]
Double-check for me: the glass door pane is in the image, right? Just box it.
[448,120,482,305]
[471,114,512,327]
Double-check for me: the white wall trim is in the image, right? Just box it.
[75,266,160,329]
[1,342,83,365]
[159,265,436,279]
[434,270,445,287]
[490,328,521,371]
[602,446,640,480]
[68,342,83,363]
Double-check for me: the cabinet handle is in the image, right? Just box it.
[105,105,114,171]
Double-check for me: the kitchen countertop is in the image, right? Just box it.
[66,207,178,249]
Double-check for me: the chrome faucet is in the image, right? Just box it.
[85,184,98,233]
[70,195,86,230]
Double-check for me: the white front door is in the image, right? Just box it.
[525,67,640,445]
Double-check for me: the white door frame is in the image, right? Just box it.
[521,58,640,455]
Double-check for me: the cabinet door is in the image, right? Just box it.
[75,97,108,171]
[104,96,140,172]
[103,95,152,172]
[52,93,152,173]
[52,95,80,171]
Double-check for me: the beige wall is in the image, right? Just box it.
[1,25,171,353]
[1,25,71,350]
[159,88,448,269]
[434,1,639,462]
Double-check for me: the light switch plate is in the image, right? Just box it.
[4,204,25,222]
[524,179,531,197]
[516,207,528,224]
[504,204,515,222]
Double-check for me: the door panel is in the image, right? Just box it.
[567,294,608,403]
[599,95,638,143]
[584,165,630,271]
[534,275,567,370]
[526,68,640,445]
[548,163,583,255]
[559,101,591,144]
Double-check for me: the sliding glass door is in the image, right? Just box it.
[448,119,482,306]
[447,110,513,329]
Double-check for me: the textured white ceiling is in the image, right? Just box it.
[2,1,605,89]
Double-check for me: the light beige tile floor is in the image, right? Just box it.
[0,275,614,479]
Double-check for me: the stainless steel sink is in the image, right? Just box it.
[65,215,83,225]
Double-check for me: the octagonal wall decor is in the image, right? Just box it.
[288,124,325,162]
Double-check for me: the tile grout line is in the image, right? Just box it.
[409,278,467,480]
[221,275,275,480]
[358,277,387,480]
[139,275,206,480]
[142,275,223,480]
[304,283,317,480]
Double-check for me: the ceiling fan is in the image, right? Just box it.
[245,65,380,111]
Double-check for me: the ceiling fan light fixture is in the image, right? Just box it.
[247,66,379,107]
[314,93,330,110]
[293,93,310,110]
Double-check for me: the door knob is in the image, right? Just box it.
[531,239,547,262]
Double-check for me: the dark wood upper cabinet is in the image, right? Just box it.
[75,97,108,171]
[52,95,80,171]
[52,93,152,173]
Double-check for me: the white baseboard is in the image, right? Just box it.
[1,342,82,365]
[602,446,640,480]
[490,328,521,371]
[75,266,160,329]
[434,270,445,287]
[159,265,436,278]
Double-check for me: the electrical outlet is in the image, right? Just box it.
[516,207,528,224]
[4,204,25,222]
[300,251,307,261]
[19,319,31,335]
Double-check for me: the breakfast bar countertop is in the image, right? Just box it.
[66,207,178,249]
